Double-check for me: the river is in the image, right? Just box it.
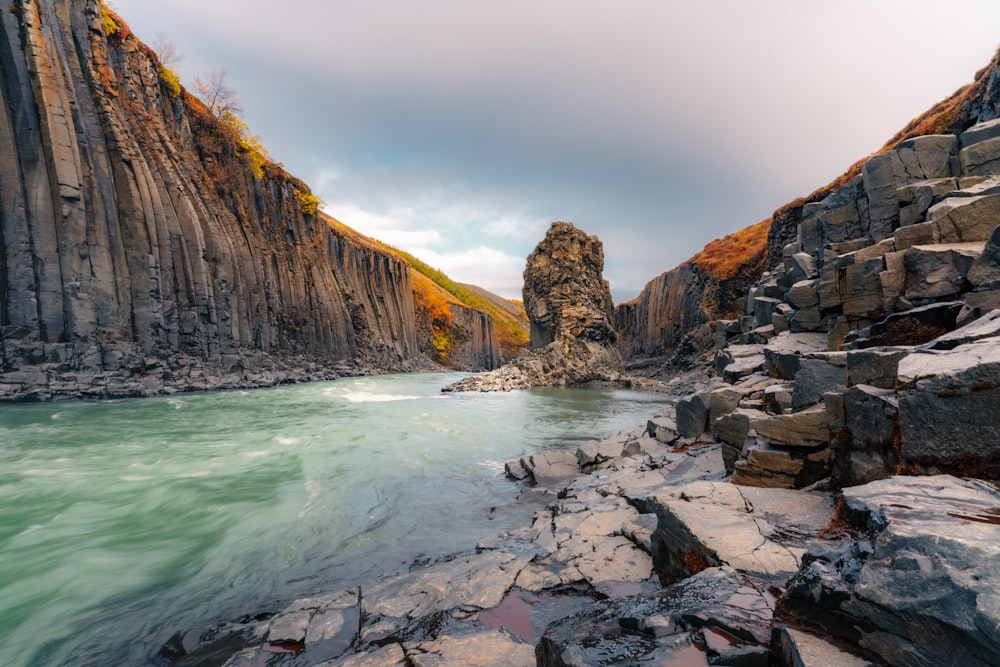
[0,372,667,666]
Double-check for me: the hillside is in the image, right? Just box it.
[617,46,1000,367]
[385,246,529,361]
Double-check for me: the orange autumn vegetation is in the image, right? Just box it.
[690,218,771,281]
[687,48,1000,289]
[410,273,457,363]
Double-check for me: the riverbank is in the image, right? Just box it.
[168,324,1000,666]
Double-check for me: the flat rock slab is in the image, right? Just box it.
[786,475,1000,667]
[645,481,836,583]
[405,631,535,667]
[772,627,876,667]
[362,550,532,640]
[536,566,774,667]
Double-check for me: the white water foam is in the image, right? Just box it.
[343,391,423,403]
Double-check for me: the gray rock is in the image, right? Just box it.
[787,280,820,310]
[675,389,712,438]
[896,339,1000,476]
[406,631,535,667]
[320,644,407,666]
[518,451,581,488]
[960,136,1000,175]
[791,358,848,410]
[752,406,829,448]
[959,117,1000,148]
[362,551,531,628]
[846,348,910,389]
[772,627,875,667]
[903,242,983,301]
[764,384,794,415]
[645,481,835,583]
[732,440,834,490]
[968,222,1000,290]
[536,566,775,667]
[785,475,1000,667]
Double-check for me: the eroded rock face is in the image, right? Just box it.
[445,223,625,392]
[523,222,616,348]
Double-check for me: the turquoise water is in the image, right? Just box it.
[0,373,666,666]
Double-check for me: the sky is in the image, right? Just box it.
[111,0,1000,302]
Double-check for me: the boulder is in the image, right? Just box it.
[785,475,1000,667]
[903,243,984,301]
[445,223,625,392]
[675,390,712,438]
[790,358,847,410]
[895,339,1000,477]
[846,348,910,389]
[516,451,581,488]
[835,385,900,487]
[752,406,829,448]
[968,222,1000,290]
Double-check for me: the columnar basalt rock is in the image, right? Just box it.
[0,0,508,400]
[444,223,626,392]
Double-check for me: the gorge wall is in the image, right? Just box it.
[0,0,500,400]
[617,47,1000,368]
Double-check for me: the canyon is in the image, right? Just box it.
[3,1,1000,666]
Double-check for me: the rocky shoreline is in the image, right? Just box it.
[161,350,1000,666]
[0,341,441,402]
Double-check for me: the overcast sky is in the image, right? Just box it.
[112,0,1000,302]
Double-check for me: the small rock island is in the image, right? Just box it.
[445,222,628,392]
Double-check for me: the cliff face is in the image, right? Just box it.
[617,47,1000,367]
[0,1,431,399]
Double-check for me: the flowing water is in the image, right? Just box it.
[0,372,667,666]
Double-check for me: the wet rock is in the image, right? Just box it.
[513,451,582,488]
[405,631,535,667]
[536,567,774,667]
[361,551,532,641]
[785,475,1000,667]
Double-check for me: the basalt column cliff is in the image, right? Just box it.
[0,1,504,401]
